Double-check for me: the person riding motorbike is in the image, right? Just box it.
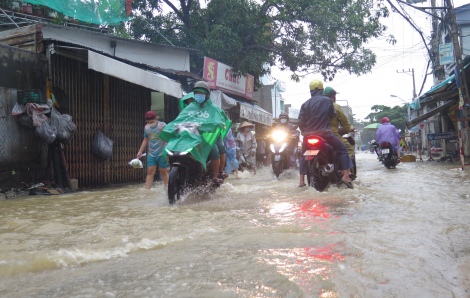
[323,87,355,158]
[272,112,299,167]
[160,81,231,185]
[298,80,354,189]
[376,117,401,159]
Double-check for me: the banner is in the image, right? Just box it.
[239,103,273,126]
[204,57,254,100]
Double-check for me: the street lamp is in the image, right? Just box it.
[391,95,411,121]
[390,95,407,104]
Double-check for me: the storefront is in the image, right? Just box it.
[203,56,273,134]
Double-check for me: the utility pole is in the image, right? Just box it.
[446,0,469,114]
[445,0,470,169]
[431,0,445,81]
[397,69,417,99]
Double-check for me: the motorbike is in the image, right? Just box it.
[368,139,382,161]
[379,141,399,169]
[304,134,357,192]
[270,129,298,178]
[166,122,218,204]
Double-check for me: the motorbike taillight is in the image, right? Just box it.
[307,138,320,145]
[381,142,390,147]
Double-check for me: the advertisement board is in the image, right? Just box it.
[439,43,454,65]
[239,103,273,126]
[204,57,254,100]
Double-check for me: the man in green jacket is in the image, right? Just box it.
[323,87,355,158]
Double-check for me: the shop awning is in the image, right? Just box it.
[88,51,183,98]
[405,100,457,129]
[210,90,237,110]
[236,100,273,126]
[410,56,470,110]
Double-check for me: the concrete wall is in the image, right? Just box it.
[253,85,274,114]
[0,88,48,188]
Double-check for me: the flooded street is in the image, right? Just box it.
[2,152,470,297]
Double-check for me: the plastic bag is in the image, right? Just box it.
[11,103,25,115]
[36,119,57,145]
[17,113,35,130]
[51,108,76,144]
[93,130,113,160]
[128,153,146,168]
[129,158,143,168]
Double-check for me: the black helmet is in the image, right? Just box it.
[279,112,289,120]
[193,81,210,95]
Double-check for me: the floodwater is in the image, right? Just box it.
[2,152,470,297]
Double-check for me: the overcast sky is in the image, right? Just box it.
[272,0,468,121]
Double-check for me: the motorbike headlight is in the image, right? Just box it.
[165,149,174,156]
[279,143,288,153]
[272,130,287,142]
[270,144,275,153]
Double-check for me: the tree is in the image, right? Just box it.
[126,0,391,85]
[365,104,408,132]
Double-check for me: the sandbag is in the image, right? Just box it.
[36,119,57,145]
[93,130,113,160]
[51,108,76,144]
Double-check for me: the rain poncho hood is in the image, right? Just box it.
[160,97,231,169]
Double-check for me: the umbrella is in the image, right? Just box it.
[364,123,382,131]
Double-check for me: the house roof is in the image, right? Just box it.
[41,23,200,53]
[456,3,470,13]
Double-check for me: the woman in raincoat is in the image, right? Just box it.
[236,122,257,175]
[224,128,240,179]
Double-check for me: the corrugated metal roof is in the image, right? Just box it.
[42,23,200,53]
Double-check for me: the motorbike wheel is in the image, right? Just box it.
[168,166,184,205]
[384,160,391,169]
[307,155,329,192]
[273,160,282,178]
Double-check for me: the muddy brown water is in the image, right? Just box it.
[1,152,470,297]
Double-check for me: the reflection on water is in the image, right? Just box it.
[1,152,470,297]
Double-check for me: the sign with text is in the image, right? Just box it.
[427,132,457,141]
[239,103,273,126]
[203,57,254,100]
[439,43,454,65]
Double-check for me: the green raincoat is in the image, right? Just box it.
[160,96,231,169]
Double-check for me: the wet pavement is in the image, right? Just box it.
[1,152,470,297]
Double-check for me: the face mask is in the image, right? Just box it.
[194,94,206,104]
[148,122,157,128]
[245,128,251,132]
[280,119,287,124]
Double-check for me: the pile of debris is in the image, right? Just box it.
[0,182,67,201]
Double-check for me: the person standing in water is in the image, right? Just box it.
[236,122,257,175]
[137,111,169,189]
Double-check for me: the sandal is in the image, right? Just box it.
[341,179,354,189]
[299,183,307,188]
[219,172,229,179]
[212,178,223,184]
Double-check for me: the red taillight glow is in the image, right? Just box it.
[307,138,320,145]
[381,142,390,147]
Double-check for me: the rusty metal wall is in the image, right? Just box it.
[50,54,150,188]
[109,76,150,184]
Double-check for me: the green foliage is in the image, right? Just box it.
[365,104,408,132]
[128,0,391,85]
